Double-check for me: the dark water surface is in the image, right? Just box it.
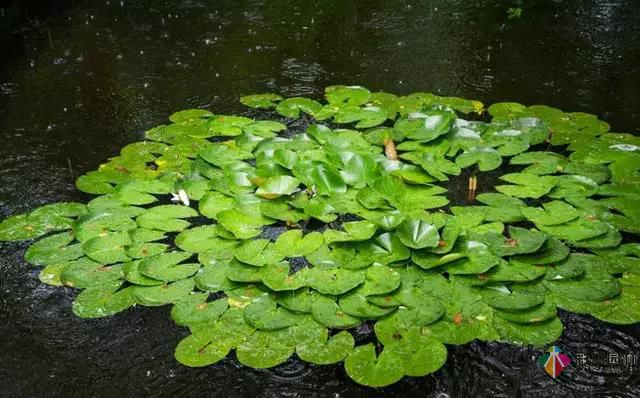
[1,1,640,397]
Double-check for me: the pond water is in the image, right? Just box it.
[1,0,639,396]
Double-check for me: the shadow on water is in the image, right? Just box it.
[1,0,640,396]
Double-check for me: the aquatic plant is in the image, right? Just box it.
[2,85,639,387]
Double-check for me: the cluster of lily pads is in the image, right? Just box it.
[1,85,639,387]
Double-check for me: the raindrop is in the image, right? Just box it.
[116,54,123,60]
[140,50,144,55]
[215,73,220,78]
[143,82,149,88]
[168,369,176,378]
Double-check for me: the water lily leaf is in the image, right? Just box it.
[199,143,254,168]
[236,330,295,368]
[72,282,136,318]
[339,152,379,187]
[514,237,570,265]
[39,262,68,286]
[233,239,283,267]
[423,280,498,344]
[175,225,227,253]
[81,231,131,264]
[169,109,213,123]
[130,228,166,243]
[305,245,358,269]
[255,175,300,199]
[194,259,236,292]
[25,231,83,265]
[412,153,461,182]
[60,258,124,289]
[493,316,563,347]
[133,278,195,306]
[174,333,232,367]
[217,209,274,239]
[481,259,546,283]
[357,232,411,265]
[139,251,200,282]
[482,289,544,311]
[125,242,168,259]
[455,147,502,171]
[323,220,377,244]
[344,344,405,388]
[199,191,235,220]
[395,111,455,142]
[509,151,567,174]
[385,331,448,377]
[296,329,354,365]
[570,224,622,249]
[207,116,253,137]
[122,260,163,286]
[240,93,283,109]
[75,211,137,242]
[543,254,587,281]
[545,260,620,301]
[136,205,197,232]
[311,295,361,329]
[293,161,347,196]
[242,293,299,330]
[171,293,228,327]
[521,201,579,226]
[276,97,323,118]
[304,267,365,295]
[375,307,444,345]
[549,175,599,199]
[495,302,557,324]
[470,226,547,257]
[395,219,440,249]
[325,85,371,106]
[537,216,609,242]
[259,261,307,291]
[274,230,324,257]
[496,173,557,199]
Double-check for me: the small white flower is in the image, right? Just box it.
[171,189,190,206]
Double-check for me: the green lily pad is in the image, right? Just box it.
[133,278,195,306]
[139,251,200,282]
[537,216,609,242]
[395,219,440,249]
[496,173,557,199]
[25,231,83,266]
[255,176,301,199]
[243,293,299,330]
[311,295,361,329]
[72,282,136,318]
[344,344,405,388]
[81,231,132,264]
[276,97,323,119]
[236,330,295,368]
[174,333,232,367]
[455,147,502,171]
[521,201,580,226]
[171,293,228,327]
[494,316,563,347]
[274,230,324,257]
[296,329,354,365]
[240,93,283,109]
